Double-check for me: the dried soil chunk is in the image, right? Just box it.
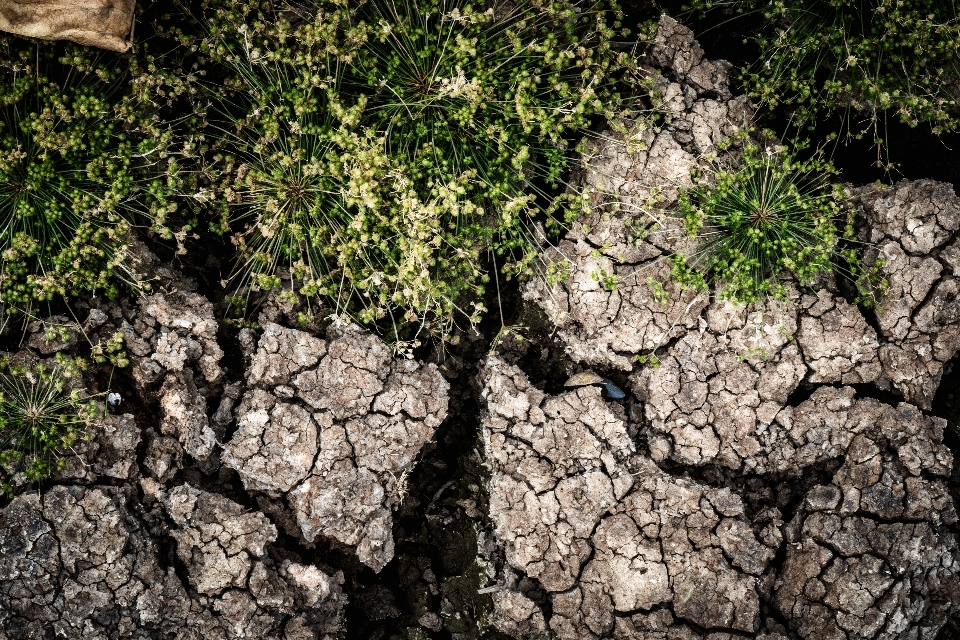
[490,591,549,638]
[0,485,346,638]
[294,323,392,419]
[160,369,216,460]
[0,0,135,52]
[632,295,806,470]
[61,413,141,481]
[796,289,881,384]
[163,484,277,595]
[143,433,183,482]
[527,244,708,370]
[223,321,450,572]
[222,390,318,492]
[773,414,959,639]
[851,179,960,408]
[121,291,225,465]
[141,292,223,384]
[647,15,733,98]
[91,413,140,480]
[632,286,891,473]
[247,322,326,387]
[481,356,772,639]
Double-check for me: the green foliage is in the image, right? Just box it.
[0,36,189,313]
[0,42,131,309]
[0,359,97,488]
[680,0,960,140]
[672,140,849,303]
[591,269,618,290]
[201,0,639,338]
[90,330,130,368]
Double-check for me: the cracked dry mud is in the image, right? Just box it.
[492,14,960,640]
[523,15,750,372]
[0,270,449,636]
[1,13,959,640]
[482,358,959,639]
[222,320,449,572]
[0,484,345,639]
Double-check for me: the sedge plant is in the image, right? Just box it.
[0,359,98,491]
[673,0,960,154]
[0,37,191,315]
[200,0,640,339]
[671,139,880,304]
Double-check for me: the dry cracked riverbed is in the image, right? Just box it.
[1,16,959,640]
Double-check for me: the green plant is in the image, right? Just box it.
[592,269,618,290]
[0,359,98,489]
[646,276,670,305]
[203,0,640,338]
[90,330,130,368]
[0,38,186,313]
[634,353,661,367]
[671,139,850,303]
[678,0,960,147]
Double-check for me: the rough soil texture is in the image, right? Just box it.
[626,182,960,472]
[221,320,450,572]
[481,358,959,639]
[851,180,960,409]
[123,289,225,472]
[0,484,345,639]
[482,356,779,639]
[488,14,960,640]
[632,286,882,471]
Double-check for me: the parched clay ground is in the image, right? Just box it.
[222,320,449,572]
[490,14,960,640]
[0,14,959,640]
[481,359,958,639]
[0,268,449,636]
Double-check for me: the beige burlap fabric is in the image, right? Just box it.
[0,0,135,52]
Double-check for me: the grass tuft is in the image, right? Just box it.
[200,0,641,339]
[0,358,98,492]
[672,137,880,304]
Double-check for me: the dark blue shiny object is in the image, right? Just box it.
[599,381,626,399]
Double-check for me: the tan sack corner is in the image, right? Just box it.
[0,0,135,52]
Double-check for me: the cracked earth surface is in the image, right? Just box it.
[0,14,958,640]
[492,14,960,640]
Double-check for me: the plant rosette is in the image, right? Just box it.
[0,357,99,494]
[671,139,878,305]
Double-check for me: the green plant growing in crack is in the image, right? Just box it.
[671,139,878,304]
[0,359,99,492]
[202,0,641,339]
[675,0,960,159]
